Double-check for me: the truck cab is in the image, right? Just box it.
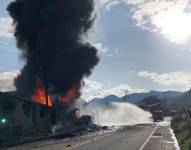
[152,110,164,122]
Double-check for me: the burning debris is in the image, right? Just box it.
[57,85,78,104]
[7,0,99,105]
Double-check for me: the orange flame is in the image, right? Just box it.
[58,85,78,104]
[32,77,52,107]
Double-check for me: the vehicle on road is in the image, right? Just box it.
[152,110,164,122]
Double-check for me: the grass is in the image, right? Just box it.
[172,109,191,150]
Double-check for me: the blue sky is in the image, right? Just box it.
[1,0,191,100]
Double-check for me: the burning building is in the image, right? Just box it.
[5,0,99,128]
[0,91,89,134]
[0,0,100,135]
[0,91,49,128]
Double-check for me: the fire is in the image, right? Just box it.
[32,77,78,106]
[32,77,52,107]
[58,85,78,104]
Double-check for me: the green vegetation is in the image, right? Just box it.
[172,109,191,150]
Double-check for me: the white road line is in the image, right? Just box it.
[139,124,158,150]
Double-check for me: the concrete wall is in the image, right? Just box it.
[14,101,23,125]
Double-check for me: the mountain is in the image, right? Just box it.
[169,89,191,110]
[88,90,183,106]
[127,90,182,103]
[88,95,122,107]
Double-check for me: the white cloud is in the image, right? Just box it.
[81,79,145,101]
[98,0,143,8]
[0,70,20,92]
[138,70,191,90]
[0,17,14,38]
[104,1,121,11]
[99,0,191,44]
[132,0,191,44]
[93,42,108,53]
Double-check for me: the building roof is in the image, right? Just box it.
[0,91,45,106]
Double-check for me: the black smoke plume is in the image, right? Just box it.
[7,0,99,97]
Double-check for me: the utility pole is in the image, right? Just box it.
[42,64,50,131]
[163,92,167,108]
[38,47,50,132]
[123,89,129,102]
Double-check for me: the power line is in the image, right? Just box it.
[0,40,16,47]
[0,62,20,67]
[0,51,18,55]
[0,40,18,55]
[0,64,21,70]
[0,66,21,73]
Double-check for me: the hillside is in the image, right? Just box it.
[172,108,191,150]
[88,90,183,107]
[169,89,191,110]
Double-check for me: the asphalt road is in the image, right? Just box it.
[72,124,156,150]
[6,124,159,150]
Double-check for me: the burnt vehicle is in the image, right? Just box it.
[152,110,164,122]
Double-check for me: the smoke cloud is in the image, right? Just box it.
[0,70,20,92]
[80,102,152,126]
[7,0,99,98]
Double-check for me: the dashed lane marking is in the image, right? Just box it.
[138,124,159,150]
